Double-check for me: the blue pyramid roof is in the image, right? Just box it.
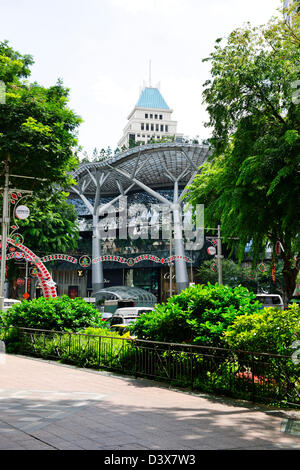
[136,87,170,110]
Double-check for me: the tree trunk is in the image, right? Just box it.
[282,254,298,304]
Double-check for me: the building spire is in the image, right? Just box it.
[149,60,152,88]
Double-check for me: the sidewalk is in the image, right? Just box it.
[0,354,299,450]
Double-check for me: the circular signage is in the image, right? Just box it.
[15,205,30,220]
[207,246,216,256]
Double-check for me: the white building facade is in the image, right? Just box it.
[118,86,183,149]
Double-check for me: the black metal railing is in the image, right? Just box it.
[1,326,299,407]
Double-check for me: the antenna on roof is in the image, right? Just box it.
[149,60,152,87]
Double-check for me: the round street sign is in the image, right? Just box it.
[207,246,216,256]
[15,205,30,220]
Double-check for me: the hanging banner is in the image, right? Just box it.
[272,260,276,284]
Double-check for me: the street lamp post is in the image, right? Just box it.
[0,168,45,309]
[205,225,239,286]
[216,224,223,285]
[0,164,10,311]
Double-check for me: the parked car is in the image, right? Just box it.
[109,306,154,333]
[2,298,21,313]
[255,294,284,310]
[110,315,140,329]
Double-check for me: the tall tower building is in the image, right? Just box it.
[118,84,183,149]
[283,0,299,23]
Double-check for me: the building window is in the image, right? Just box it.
[142,135,145,138]
[160,124,164,132]
[159,114,163,120]
[165,125,168,132]
[155,114,158,119]
[150,114,153,119]
[145,114,148,118]
[156,124,159,131]
[151,124,154,131]
[146,123,149,131]
[141,123,144,130]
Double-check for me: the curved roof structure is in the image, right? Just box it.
[71,142,210,198]
[95,286,157,303]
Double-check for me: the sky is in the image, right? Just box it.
[1,0,281,156]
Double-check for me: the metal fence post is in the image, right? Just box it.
[98,335,101,368]
[251,353,255,403]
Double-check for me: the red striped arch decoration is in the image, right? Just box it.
[5,238,57,299]
[92,254,192,266]
[41,254,77,264]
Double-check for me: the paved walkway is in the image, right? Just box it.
[0,354,299,450]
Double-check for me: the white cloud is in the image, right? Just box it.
[107,0,186,15]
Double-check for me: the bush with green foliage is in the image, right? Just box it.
[131,283,261,346]
[224,303,300,355]
[0,296,103,332]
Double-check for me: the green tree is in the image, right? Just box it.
[17,191,79,254]
[197,259,278,293]
[0,41,82,261]
[0,41,81,191]
[186,7,300,301]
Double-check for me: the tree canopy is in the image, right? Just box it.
[0,40,81,191]
[186,5,300,299]
[17,191,79,254]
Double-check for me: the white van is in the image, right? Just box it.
[113,307,154,317]
[109,307,154,331]
[255,294,284,310]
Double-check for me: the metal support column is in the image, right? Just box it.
[172,181,189,293]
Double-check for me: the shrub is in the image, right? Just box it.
[1,295,104,332]
[131,283,261,346]
[224,303,300,355]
